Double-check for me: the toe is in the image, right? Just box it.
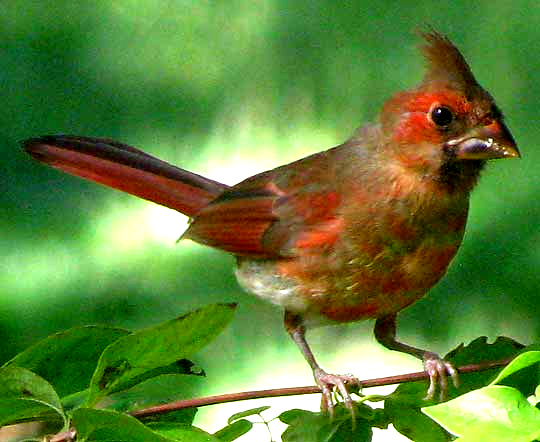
[313,369,359,416]
[423,352,458,401]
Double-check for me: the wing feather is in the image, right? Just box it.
[184,152,344,257]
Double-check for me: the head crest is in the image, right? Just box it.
[420,30,479,90]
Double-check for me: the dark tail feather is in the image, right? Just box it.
[23,135,228,216]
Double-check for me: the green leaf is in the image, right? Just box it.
[280,408,372,442]
[106,372,202,418]
[490,351,540,396]
[86,303,236,406]
[0,366,65,427]
[147,421,221,441]
[227,405,270,424]
[535,384,540,404]
[103,358,205,414]
[446,336,525,366]
[111,358,205,391]
[139,408,198,427]
[385,398,450,442]
[423,385,540,442]
[492,351,540,384]
[280,409,334,442]
[73,408,172,441]
[213,419,253,441]
[3,325,129,398]
[73,408,221,441]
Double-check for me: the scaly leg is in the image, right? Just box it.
[284,311,359,415]
[374,314,459,400]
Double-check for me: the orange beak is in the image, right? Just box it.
[447,120,520,160]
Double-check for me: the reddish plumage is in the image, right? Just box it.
[23,31,519,411]
[25,135,226,215]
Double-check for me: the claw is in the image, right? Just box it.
[423,351,459,400]
[314,368,359,417]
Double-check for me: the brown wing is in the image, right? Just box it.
[183,151,344,258]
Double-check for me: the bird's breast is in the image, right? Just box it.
[235,181,470,326]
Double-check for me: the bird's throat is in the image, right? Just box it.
[438,158,485,194]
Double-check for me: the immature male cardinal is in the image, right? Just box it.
[23,31,519,411]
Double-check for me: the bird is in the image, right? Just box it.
[23,30,519,412]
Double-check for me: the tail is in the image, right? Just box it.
[23,135,228,216]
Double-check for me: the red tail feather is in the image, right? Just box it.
[23,135,228,216]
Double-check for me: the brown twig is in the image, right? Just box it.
[130,357,512,418]
[48,357,512,441]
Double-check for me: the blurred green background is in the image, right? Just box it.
[1,1,538,440]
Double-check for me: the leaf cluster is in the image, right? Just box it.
[1,304,539,442]
[0,304,238,441]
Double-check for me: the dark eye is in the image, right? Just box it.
[430,106,454,127]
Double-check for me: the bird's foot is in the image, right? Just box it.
[313,368,360,417]
[423,351,459,401]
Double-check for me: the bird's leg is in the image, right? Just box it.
[374,314,459,400]
[284,311,359,415]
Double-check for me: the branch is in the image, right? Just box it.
[49,357,511,442]
[130,357,512,417]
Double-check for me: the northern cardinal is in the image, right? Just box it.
[23,31,519,412]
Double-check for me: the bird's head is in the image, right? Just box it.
[379,31,519,193]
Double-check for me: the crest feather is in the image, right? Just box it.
[420,30,479,90]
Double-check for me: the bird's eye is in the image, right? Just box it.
[430,105,454,127]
